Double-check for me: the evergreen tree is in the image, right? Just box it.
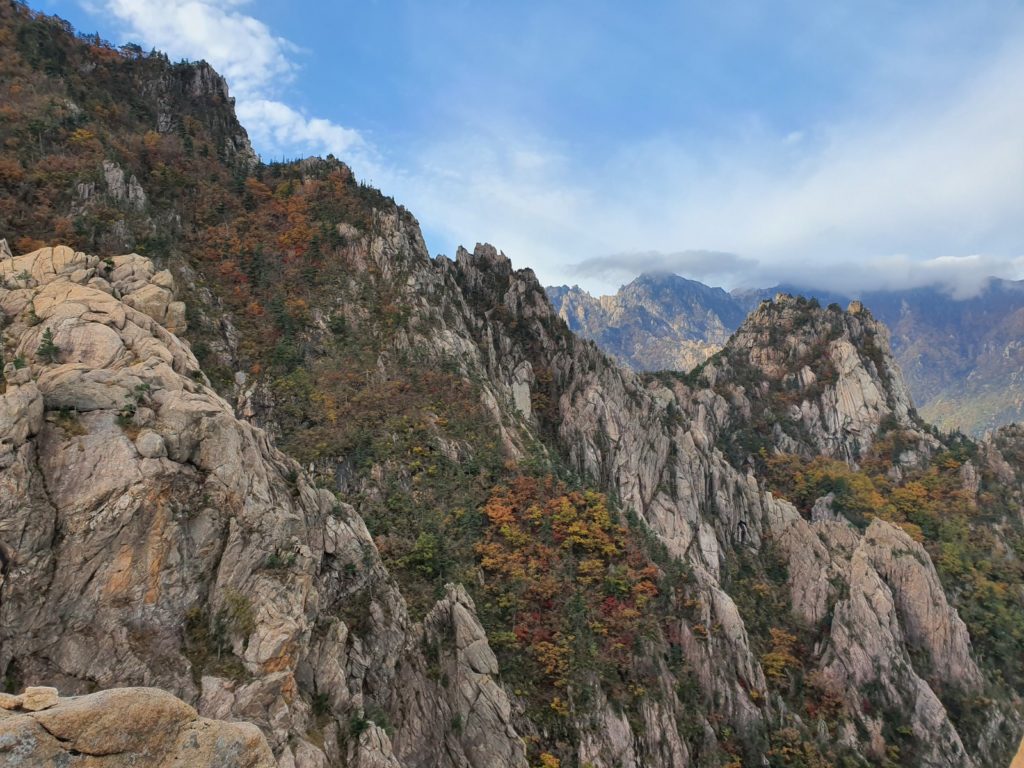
[37,327,60,363]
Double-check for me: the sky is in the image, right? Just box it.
[39,0,1024,297]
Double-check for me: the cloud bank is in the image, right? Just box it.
[571,251,1024,299]
[570,250,758,286]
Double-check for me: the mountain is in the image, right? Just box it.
[1,4,1023,767]
[549,274,1024,435]
[549,272,747,372]
[741,280,1024,435]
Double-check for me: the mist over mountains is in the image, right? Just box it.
[549,273,1024,434]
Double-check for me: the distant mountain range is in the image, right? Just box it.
[548,273,1024,434]
[547,273,748,372]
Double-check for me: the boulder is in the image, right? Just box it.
[0,686,275,767]
[20,685,58,711]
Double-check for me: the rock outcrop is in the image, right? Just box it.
[700,294,927,463]
[0,245,527,767]
[0,686,275,767]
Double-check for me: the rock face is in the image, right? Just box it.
[699,294,928,463]
[0,245,527,768]
[0,686,275,767]
[432,246,1021,766]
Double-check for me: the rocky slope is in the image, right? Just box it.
[457,255,1022,766]
[0,5,1023,766]
[0,245,526,767]
[551,274,1024,435]
[696,295,925,463]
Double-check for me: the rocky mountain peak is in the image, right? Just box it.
[546,272,745,372]
[702,293,924,462]
[726,293,900,381]
[452,243,556,330]
[187,60,232,101]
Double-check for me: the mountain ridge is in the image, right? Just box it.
[548,273,1024,435]
[1,4,1023,766]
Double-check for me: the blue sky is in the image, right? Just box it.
[40,0,1024,296]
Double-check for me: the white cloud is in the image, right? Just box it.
[237,99,363,159]
[568,250,758,288]
[104,0,294,98]
[98,0,363,163]
[771,254,1024,300]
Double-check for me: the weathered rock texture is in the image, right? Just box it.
[698,294,933,463]
[0,246,526,768]
[0,686,275,767]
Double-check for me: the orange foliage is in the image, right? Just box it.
[476,477,659,695]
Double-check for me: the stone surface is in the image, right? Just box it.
[135,429,167,458]
[0,686,275,766]
[0,244,529,767]
[19,685,58,711]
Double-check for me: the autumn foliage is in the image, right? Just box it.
[475,476,659,717]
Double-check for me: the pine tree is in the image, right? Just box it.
[37,327,60,364]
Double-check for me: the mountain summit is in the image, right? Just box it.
[549,272,747,372]
[548,272,1024,434]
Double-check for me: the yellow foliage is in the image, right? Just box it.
[68,128,96,145]
[142,130,162,151]
[576,558,605,585]
[761,627,800,681]
[897,521,924,543]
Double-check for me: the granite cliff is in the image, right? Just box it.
[0,245,526,767]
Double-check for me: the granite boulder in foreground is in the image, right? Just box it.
[0,686,274,766]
